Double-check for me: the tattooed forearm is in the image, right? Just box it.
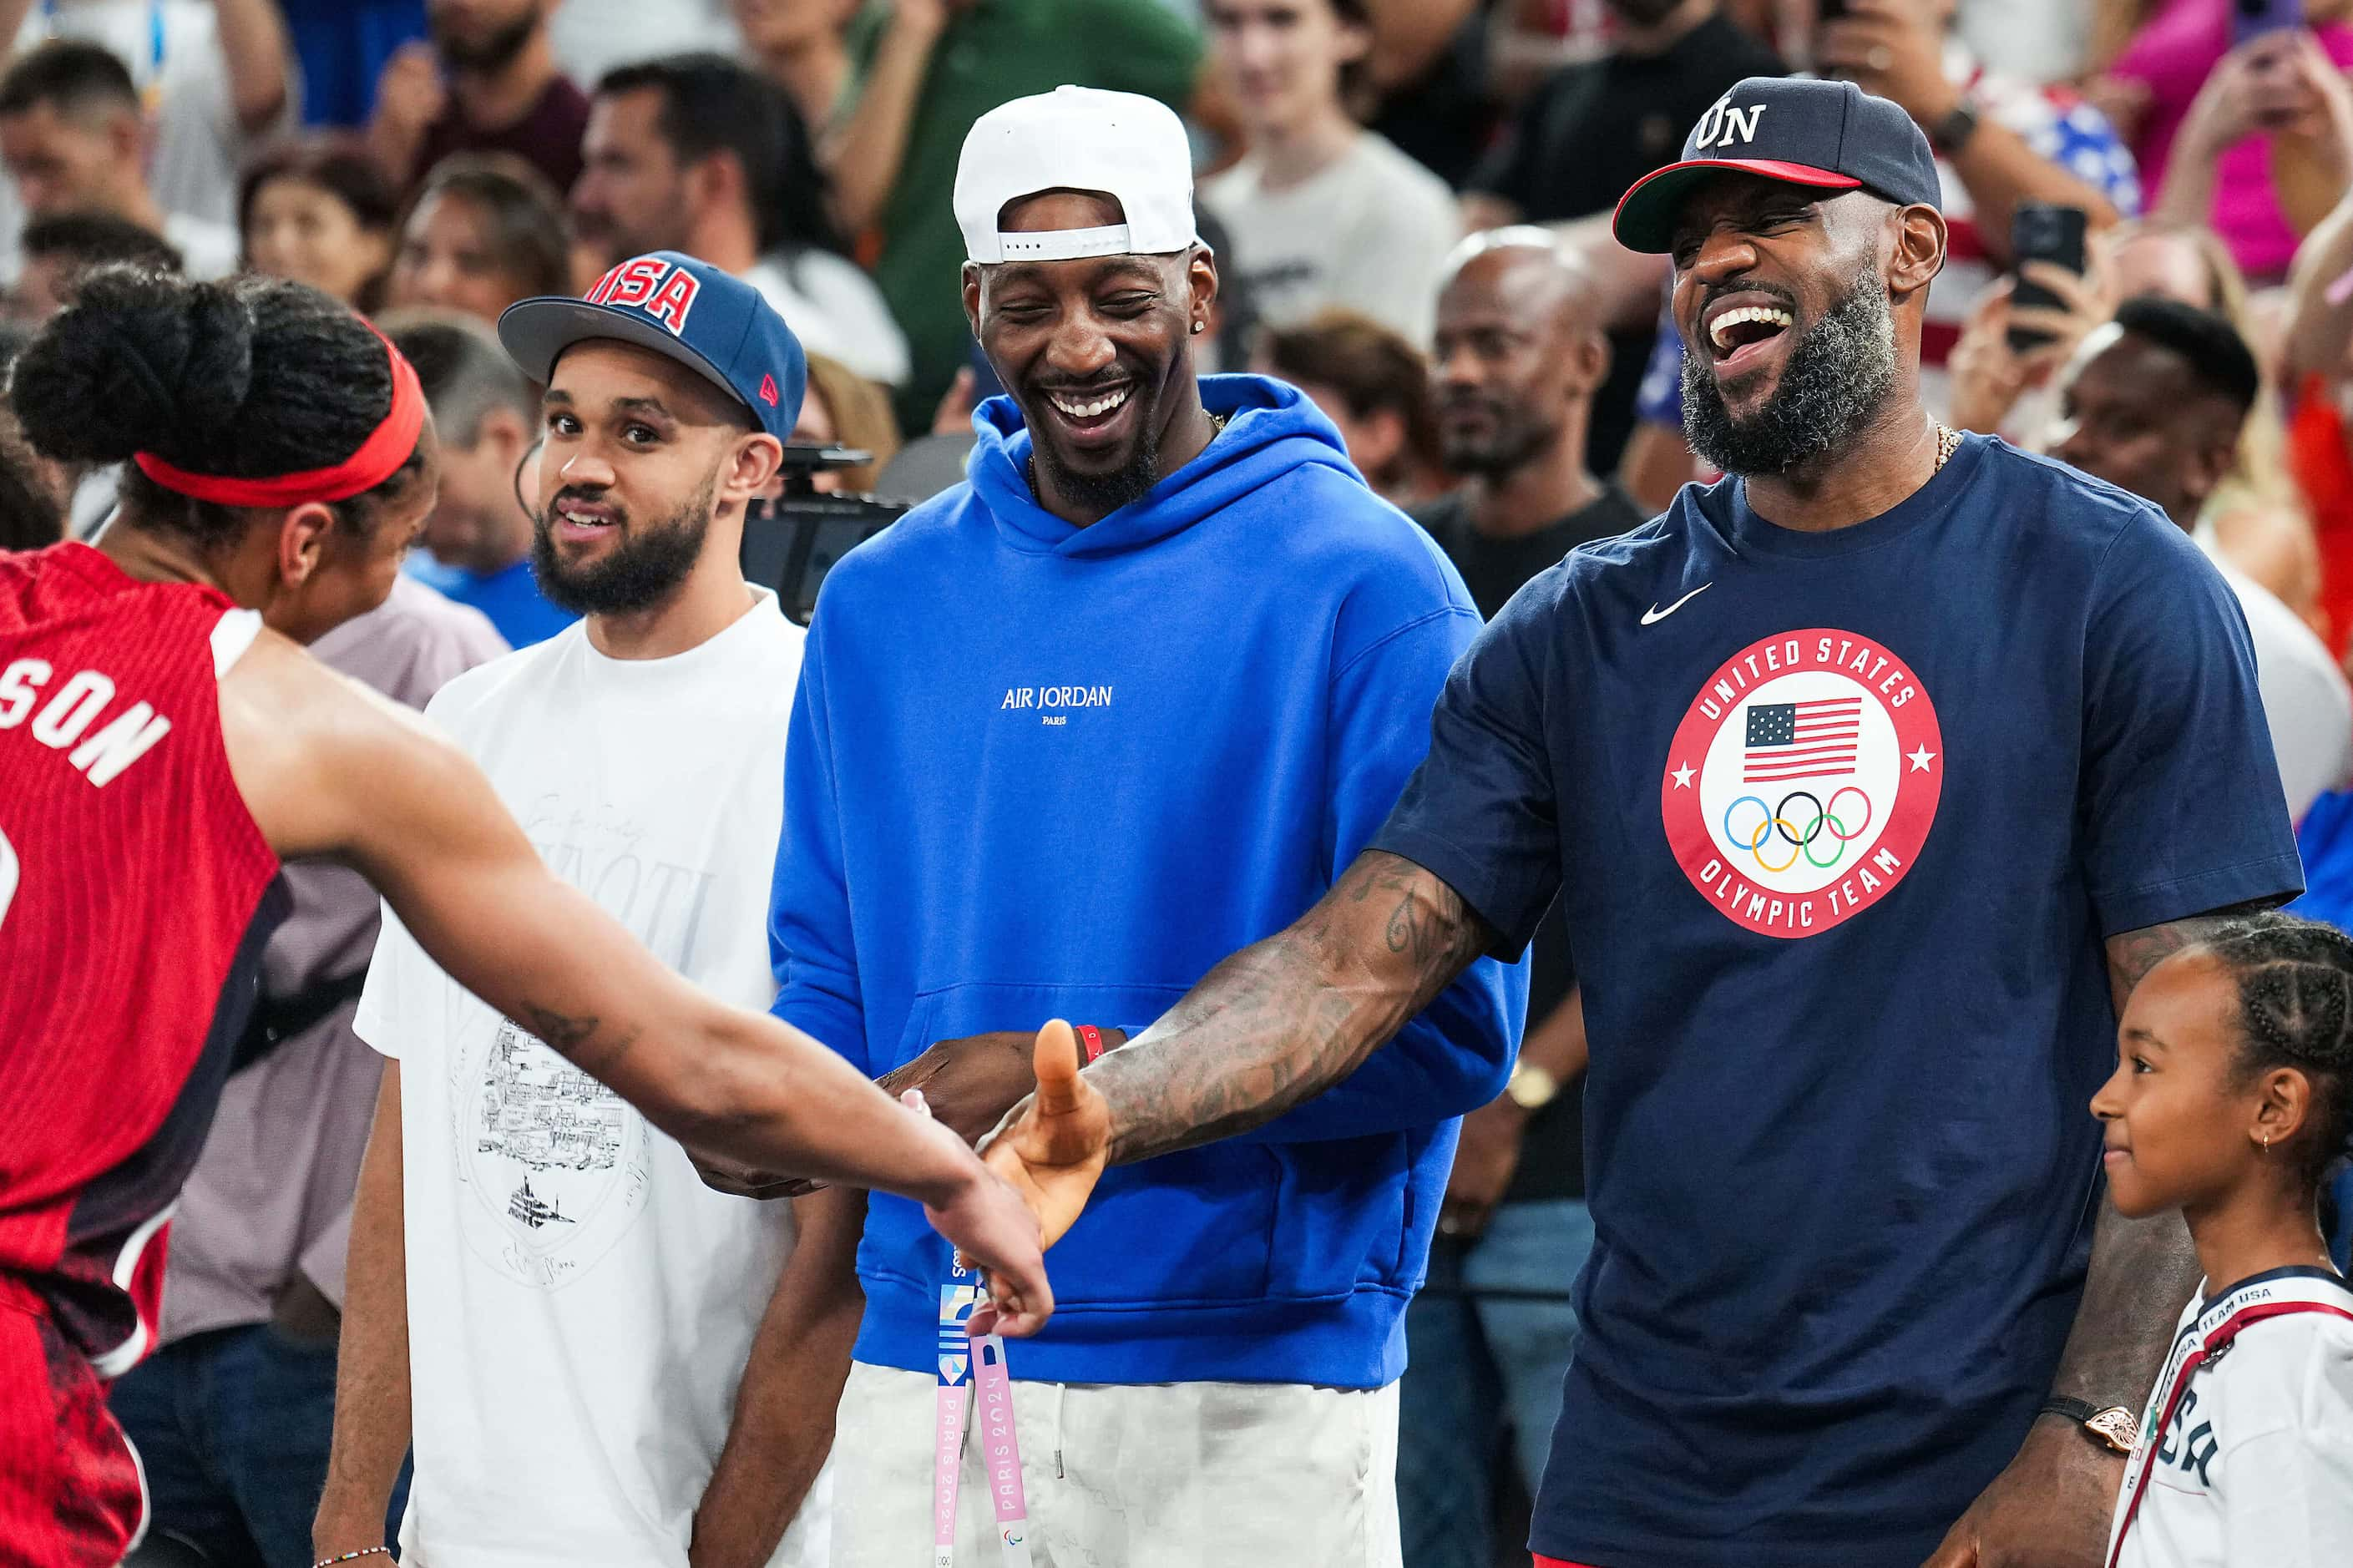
[524,1004,642,1084]
[1385,878,1458,965]
[2102,899,2282,1014]
[520,1004,600,1050]
[1083,851,1493,1166]
[2049,1200,2199,1411]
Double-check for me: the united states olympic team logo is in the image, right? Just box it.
[1661,628,1943,938]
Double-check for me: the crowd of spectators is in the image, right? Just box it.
[4,1,2353,1564]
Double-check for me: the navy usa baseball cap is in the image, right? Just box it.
[497,250,807,440]
[1612,78,1941,255]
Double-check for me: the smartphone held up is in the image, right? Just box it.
[2006,204,2089,356]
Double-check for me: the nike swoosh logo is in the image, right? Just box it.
[1641,584,1712,625]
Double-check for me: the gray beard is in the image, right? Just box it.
[1679,260,1899,478]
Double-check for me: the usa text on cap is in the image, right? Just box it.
[1612,78,1942,255]
[954,85,1197,265]
[496,250,807,443]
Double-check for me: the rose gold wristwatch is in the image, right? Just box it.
[2042,1396,2139,1454]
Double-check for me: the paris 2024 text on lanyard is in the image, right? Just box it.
[936,1260,1032,1567]
[934,1022,1109,1565]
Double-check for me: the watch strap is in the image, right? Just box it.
[2042,1395,2138,1454]
[1930,99,1981,156]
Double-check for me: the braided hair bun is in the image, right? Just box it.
[8,266,417,546]
[2203,913,2353,1189]
[13,266,255,468]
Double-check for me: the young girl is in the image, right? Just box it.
[2092,913,2353,1566]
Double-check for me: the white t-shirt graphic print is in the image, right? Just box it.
[355,589,827,1568]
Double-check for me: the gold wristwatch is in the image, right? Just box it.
[2042,1396,2138,1454]
[1505,1060,1561,1112]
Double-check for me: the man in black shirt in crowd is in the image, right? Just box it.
[1399,228,1645,1568]
[1465,0,1784,470]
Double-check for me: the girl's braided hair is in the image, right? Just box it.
[2198,913,2353,1192]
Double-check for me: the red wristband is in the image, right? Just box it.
[1075,1024,1106,1065]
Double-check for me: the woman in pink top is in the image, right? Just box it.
[2102,0,2353,277]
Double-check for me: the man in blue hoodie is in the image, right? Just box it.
[757,84,1525,1567]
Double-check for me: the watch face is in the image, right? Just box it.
[2086,1409,2139,1453]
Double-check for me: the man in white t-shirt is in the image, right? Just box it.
[1197,0,1459,346]
[572,53,908,387]
[2053,299,2353,823]
[311,255,843,1568]
[0,37,248,279]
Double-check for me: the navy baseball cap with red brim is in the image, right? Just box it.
[1612,78,1941,255]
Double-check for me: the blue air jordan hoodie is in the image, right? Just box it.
[768,374,1528,1388]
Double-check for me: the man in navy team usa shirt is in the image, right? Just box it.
[987,76,2306,1568]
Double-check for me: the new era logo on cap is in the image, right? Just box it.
[1612,77,1942,255]
[498,250,809,443]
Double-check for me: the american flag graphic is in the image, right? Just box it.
[1743,698,1861,781]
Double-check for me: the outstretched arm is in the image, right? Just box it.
[982,852,1493,1251]
[221,635,1055,1333]
[989,578,1561,1246]
[1087,851,1495,1164]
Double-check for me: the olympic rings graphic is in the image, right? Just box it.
[1722,787,1876,875]
[1771,791,1826,847]
[1826,785,1871,841]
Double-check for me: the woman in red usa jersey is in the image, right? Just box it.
[0,267,1052,1568]
[2094,914,2353,1568]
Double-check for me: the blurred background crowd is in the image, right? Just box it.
[3,2,2353,1565]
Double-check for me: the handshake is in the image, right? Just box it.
[690,1019,1123,1333]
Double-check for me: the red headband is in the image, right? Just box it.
[131,326,428,508]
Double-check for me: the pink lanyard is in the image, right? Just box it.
[936,1262,1034,1568]
[2105,1275,2353,1568]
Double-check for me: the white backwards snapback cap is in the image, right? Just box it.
[954,85,1197,264]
